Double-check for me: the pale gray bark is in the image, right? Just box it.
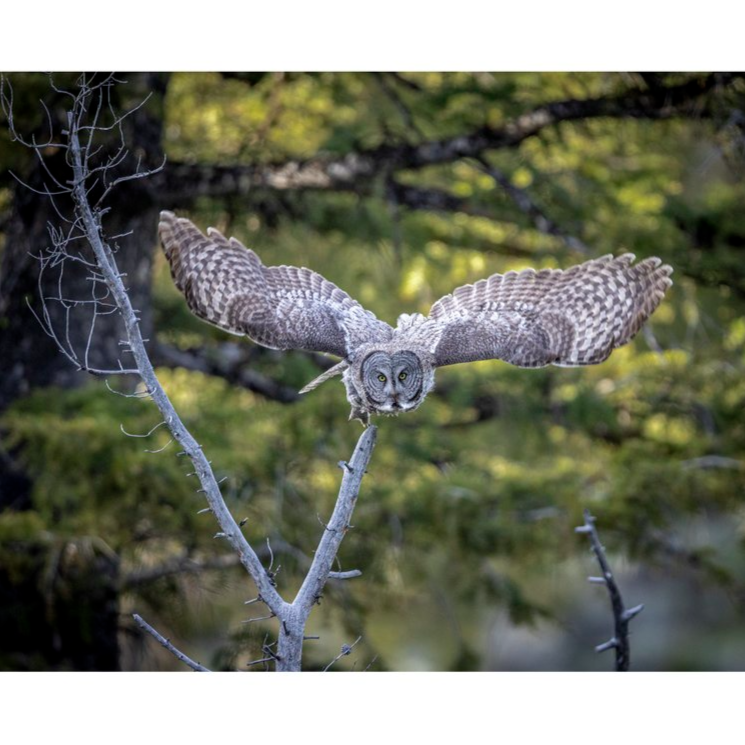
[277,428,377,671]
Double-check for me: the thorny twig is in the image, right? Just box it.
[575,509,644,671]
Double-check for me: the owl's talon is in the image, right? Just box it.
[349,407,369,427]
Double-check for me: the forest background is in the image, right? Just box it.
[1,71,745,671]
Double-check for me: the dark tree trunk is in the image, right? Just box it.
[0,73,169,670]
[0,72,169,413]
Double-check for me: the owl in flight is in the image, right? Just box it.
[159,212,673,425]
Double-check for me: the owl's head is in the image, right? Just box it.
[356,349,434,416]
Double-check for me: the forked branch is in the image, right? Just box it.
[5,73,378,672]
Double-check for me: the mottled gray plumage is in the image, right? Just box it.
[159,212,673,424]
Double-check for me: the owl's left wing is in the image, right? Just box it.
[159,212,393,358]
[412,254,673,368]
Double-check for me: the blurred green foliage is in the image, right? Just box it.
[2,72,745,670]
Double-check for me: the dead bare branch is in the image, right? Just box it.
[5,74,382,673]
[575,509,644,671]
[132,613,211,672]
[323,635,363,672]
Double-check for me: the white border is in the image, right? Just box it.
[2,672,743,741]
[1,2,739,70]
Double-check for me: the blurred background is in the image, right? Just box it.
[1,72,744,671]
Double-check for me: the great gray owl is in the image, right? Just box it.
[159,211,673,424]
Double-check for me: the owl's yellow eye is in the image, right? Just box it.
[398,372,407,381]
[377,374,387,383]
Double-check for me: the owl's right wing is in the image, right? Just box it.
[159,212,393,358]
[413,254,672,368]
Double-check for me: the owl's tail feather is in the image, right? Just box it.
[299,360,349,394]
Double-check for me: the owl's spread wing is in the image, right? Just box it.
[421,254,673,368]
[159,212,393,358]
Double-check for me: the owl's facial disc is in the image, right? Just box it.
[360,350,426,415]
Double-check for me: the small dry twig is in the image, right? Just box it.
[133,613,210,672]
[323,636,363,672]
